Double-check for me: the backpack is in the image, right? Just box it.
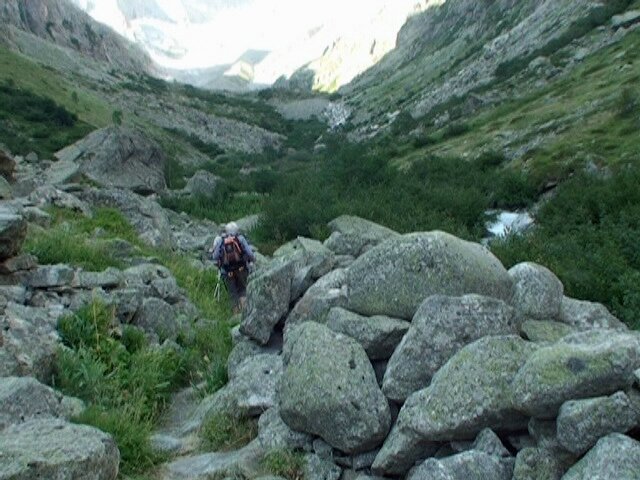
[221,235,244,268]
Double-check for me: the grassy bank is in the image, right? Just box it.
[24,208,233,475]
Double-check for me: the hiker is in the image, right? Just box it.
[209,222,256,313]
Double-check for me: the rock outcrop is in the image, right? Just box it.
[55,127,167,195]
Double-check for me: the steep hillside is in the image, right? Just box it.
[343,0,640,131]
[0,0,151,72]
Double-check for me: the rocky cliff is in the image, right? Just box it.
[0,0,152,72]
[342,0,640,131]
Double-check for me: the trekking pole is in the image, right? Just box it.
[214,271,222,302]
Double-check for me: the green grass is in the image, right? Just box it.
[261,450,306,480]
[0,46,112,129]
[200,413,258,452]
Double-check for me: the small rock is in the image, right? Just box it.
[26,265,76,289]
[407,450,514,480]
[520,320,577,343]
[326,307,410,361]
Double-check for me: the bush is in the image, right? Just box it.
[443,122,470,139]
[492,167,640,328]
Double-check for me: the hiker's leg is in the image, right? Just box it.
[224,275,241,312]
[236,269,250,311]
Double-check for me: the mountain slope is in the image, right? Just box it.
[343,0,639,130]
[0,0,152,72]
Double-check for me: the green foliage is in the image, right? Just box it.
[443,122,470,139]
[160,190,263,225]
[492,167,640,328]
[616,87,640,118]
[0,82,93,157]
[55,300,232,474]
[261,450,306,480]
[200,413,258,451]
[112,110,123,125]
[255,139,538,243]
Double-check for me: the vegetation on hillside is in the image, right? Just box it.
[25,209,233,474]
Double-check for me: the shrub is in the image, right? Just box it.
[443,122,470,139]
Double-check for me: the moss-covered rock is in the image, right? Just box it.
[520,320,577,343]
[346,232,513,320]
[512,330,640,418]
[556,391,640,455]
[0,418,119,480]
[508,262,564,321]
[279,322,391,454]
[383,294,517,402]
[373,336,537,475]
[562,433,640,480]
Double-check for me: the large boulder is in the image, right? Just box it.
[508,262,564,320]
[373,336,538,475]
[80,188,174,248]
[324,215,399,257]
[192,354,283,422]
[326,307,410,361]
[346,232,513,319]
[556,391,640,455]
[55,126,166,194]
[279,322,391,454]
[407,450,514,480]
[240,257,295,344]
[0,205,27,261]
[558,296,626,331]
[383,294,517,401]
[512,330,640,418]
[562,433,640,480]
[0,418,119,480]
